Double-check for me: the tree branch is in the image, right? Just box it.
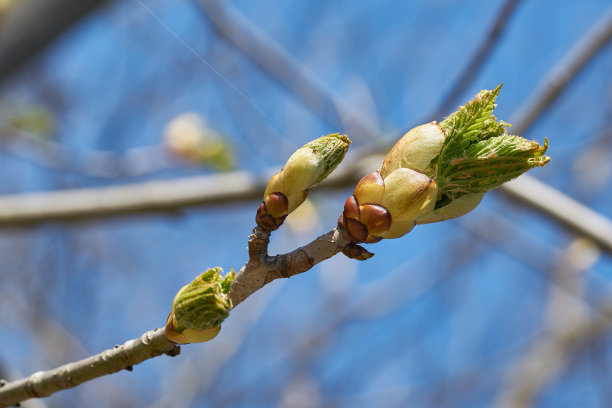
[501,176,612,253]
[0,155,381,227]
[0,329,179,407]
[229,225,351,305]
[0,222,352,405]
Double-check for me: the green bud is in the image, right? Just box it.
[258,133,350,230]
[166,267,235,344]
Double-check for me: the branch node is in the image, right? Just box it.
[247,225,271,262]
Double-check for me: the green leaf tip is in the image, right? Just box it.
[304,133,351,185]
[434,84,550,206]
[220,268,236,294]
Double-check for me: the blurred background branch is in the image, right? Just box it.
[0,0,112,82]
[429,0,524,120]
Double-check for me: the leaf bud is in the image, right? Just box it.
[258,133,350,230]
[166,267,235,344]
[342,243,374,261]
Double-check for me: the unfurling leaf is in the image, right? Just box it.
[166,267,235,344]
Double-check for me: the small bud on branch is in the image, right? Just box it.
[166,267,235,344]
[257,133,351,230]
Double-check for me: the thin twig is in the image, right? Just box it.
[1,127,174,178]
[432,0,523,120]
[229,225,351,305]
[0,329,179,407]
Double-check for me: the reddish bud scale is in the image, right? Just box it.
[342,243,374,261]
[263,192,289,217]
[339,192,391,243]
[256,199,288,231]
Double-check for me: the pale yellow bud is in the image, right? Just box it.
[380,123,445,178]
[379,168,438,222]
[258,134,350,230]
[264,134,350,212]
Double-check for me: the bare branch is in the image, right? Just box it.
[230,225,351,306]
[501,176,612,253]
[0,329,179,407]
[0,155,383,227]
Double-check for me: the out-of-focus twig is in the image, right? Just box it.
[501,176,612,253]
[510,6,612,135]
[432,0,523,120]
[0,155,383,227]
[495,239,602,408]
[0,0,112,83]
[1,127,173,178]
[195,0,380,144]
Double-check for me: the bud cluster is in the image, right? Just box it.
[339,84,550,257]
[166,267,235,344]
[256,133,351,230]
[339,124,442,244]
